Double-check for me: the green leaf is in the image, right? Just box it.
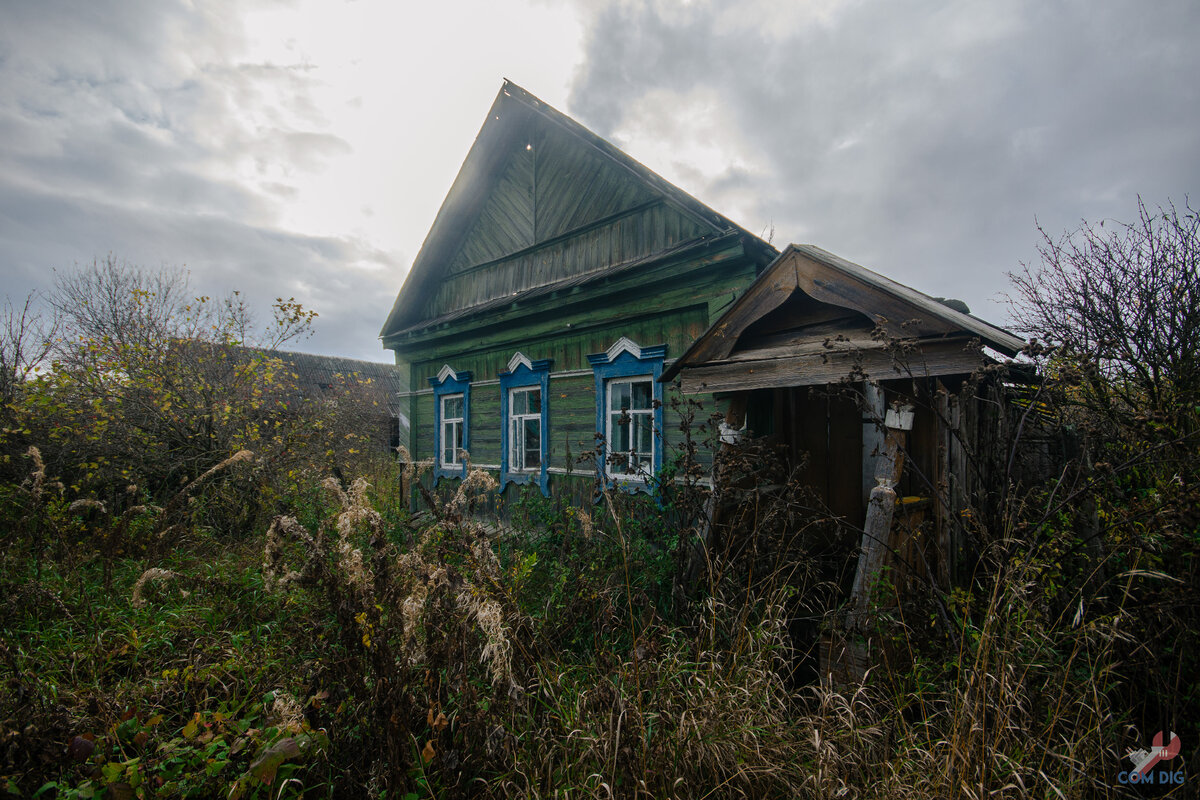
[248,737,302,785]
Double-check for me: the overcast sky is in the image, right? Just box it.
[2,0,1197,362]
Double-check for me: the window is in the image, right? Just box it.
[509,387,541,471]
[500,353,551,494]
[606,378,653,476]
[440,393,464,468]
[587,338,667,489]
[430,365,472,481]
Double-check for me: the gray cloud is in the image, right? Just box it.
[568,0,1200,321]
[0,0,395,361]
[0,175,400,361]
[4,0,1196,363]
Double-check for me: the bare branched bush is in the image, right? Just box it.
[0,293,56,414]
[1009,197,1200,443]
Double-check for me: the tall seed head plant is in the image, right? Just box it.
[262,466,526,797]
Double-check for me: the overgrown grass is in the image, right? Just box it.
[1,439,1195,798]
[1,539,334,798]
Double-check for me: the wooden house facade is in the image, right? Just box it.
[380,82,776,500]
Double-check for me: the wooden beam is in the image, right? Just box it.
[684,271,800,363]
[849,406,912,625]
[677,341,986,394]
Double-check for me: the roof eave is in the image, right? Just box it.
[662,244,1026,383]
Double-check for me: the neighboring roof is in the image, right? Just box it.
[266,349,404,414]
[662,244,1025,385]
[380,80,773,340]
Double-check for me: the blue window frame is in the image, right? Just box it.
[499,352,551,495]
[430,364,472,481]
[587,338,666,490]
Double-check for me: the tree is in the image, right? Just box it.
[0,293,57,409]
[11,257,320,504]
[1009,201,1200,753]
[1008,198,1200,444]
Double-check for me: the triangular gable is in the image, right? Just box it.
[662,244,1025,383]
[380,81,767,339]
[444,118,661,272]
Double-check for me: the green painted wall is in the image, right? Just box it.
[410,375,716,498]
[394,255,756,497]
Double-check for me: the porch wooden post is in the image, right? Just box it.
[848,403,913,623]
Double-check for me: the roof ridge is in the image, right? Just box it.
[252,346,399,368]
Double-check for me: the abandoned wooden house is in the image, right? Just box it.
[380,82,1032,683]
[661,244,1027,593]
[380,81,777,500]
[380,82,1029,588]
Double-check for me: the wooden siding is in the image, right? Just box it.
[445,121,662,277]
[403,297,727,489]
[432,201,708,319]
[392,240,765,495]
[413,306,713,382]
[783,389,865,524]
[533,121,657,241]
[381,81,776,340]
[390,238,753,352]
[447,135,537,268]
[409,372,714,494]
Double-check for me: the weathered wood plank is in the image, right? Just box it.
[678,344,987,394]
[403,245,758,361]
[683,275,799,363]
[724,327,887,363]
[448,143,536,271]
[828,395,864,523]
[430,204,709,318]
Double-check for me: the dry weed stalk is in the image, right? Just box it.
[325,476,381,598]
[130,567,183,608]
[457,586,513,688]
[262,515,321,592]
[17,446,65,574]
[148,449,254,556]
[445,465,497,518]
[395,445,432,486]
[20,446,49,499]
[66,498,105,514]
[267,691,306,732]
[259,466,523,794]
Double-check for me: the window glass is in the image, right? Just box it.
[588,339,666,489]
[509,386,542,472]
[631,381,652,410]
[441,393,464,467]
